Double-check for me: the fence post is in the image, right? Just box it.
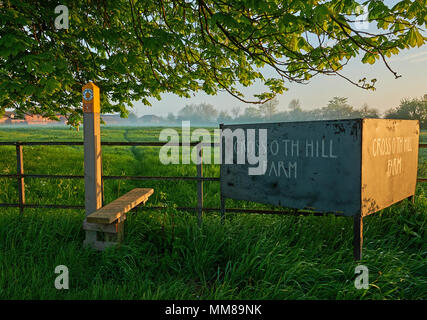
[101,149,105,207]
[353,213,363,260]
[16,143,25,214]
[82,82,103,247]
[219,123,225,222]
[197,143,203,225]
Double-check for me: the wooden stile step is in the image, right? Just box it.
[86,188,154,224]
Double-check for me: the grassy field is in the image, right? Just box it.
[0,126,425,299]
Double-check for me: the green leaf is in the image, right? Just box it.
[45,79,61,93]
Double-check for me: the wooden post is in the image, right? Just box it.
[196,143,203,226]
[16,144,25,214]
[82,82,102,247]
[353,213,363,261]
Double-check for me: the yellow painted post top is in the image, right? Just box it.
[82,82,100,113]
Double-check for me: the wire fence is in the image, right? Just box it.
[0,141,426,216]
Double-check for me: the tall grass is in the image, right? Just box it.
[0,127,425,299]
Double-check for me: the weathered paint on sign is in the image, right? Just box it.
[220,119,419,216]
[361,119,419,216]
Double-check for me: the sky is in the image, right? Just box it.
[133,44,427,118]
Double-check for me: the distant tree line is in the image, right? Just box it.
[384,96,427,129]
[147,95,425,128]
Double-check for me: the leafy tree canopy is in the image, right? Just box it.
[1,0,426,127]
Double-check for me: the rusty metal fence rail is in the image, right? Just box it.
[0,141,426,216]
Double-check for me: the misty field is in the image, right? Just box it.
[0,126,425,299]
